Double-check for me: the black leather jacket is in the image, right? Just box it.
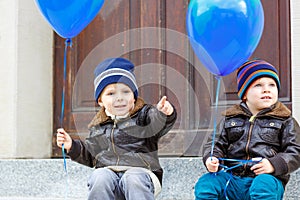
[68,97,177,184]
[203,101,300,186]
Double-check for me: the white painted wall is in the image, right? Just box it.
[0,0,53,158]
[0,0,18,157]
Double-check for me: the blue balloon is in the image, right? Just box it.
[35,0,105,39]
[186,0,264,76]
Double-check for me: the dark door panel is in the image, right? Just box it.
[53,0,291,157]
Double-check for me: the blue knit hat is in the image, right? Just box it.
[237,59,280,99]
[94,58,138,102]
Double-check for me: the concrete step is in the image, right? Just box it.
[0,158,299,200]
[0,198,78,200]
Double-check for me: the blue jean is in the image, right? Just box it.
[87,167,155,200]
[194,171,284,200]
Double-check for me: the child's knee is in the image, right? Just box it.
[194,172,228,198]
[88,168,116,188]
[252,174,281,187]
[121,168,150,185]
[250,174,284,199]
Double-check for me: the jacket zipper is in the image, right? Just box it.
[137,153,151,170]
[244,115,256,169]
[110,120,151,170]
[110,120,120,165]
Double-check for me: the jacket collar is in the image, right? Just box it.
[88,97,145,128]
[223,101,291,118]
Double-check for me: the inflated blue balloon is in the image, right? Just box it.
[186,0,264,76]
[35,0,105,39]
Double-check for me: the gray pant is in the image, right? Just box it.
[87,167,155,200]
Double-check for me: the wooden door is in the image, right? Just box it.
[52,0,291,157]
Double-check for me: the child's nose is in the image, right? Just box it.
[116,94,123,101]
[263,85,271,93]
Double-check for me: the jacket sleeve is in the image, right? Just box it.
[202,118,229,168]
[268,117,300,176]
[136,104,177,138]
[67,139,94,168]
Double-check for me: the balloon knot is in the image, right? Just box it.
[65,38,72,47]
[214,75,221,80]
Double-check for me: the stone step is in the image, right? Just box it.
[0,158,299,200]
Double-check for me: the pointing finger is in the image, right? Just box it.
[158,96,167,106]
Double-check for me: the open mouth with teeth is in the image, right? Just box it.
[261,96,271,99]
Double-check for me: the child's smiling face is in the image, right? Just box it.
[98,83,135,116]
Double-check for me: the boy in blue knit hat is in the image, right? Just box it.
[194,59,300,200]
[56,57,177,200]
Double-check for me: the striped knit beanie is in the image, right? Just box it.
[94,57,138,102]
[237,59,280,99]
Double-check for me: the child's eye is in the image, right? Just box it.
[254,83,261,87]
[123,90,131,94]
[105,91,114,96]
[269,83,276,87]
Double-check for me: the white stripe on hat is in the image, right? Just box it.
[94,68,138,92]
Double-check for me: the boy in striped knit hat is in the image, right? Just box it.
[194,59,300,200]
[56,57,177,200]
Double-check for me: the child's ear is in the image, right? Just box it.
[97,98,103,107]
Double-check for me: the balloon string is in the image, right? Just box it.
[60,38,72,199]
[60,38,72,127]
[210,76,221,158]
[218,158,262,172]
[62,144,68,172]
[223,174,232,200]
[217,157,263,200]
[62,144,69,199]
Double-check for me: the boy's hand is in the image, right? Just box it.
[56,128,72,152]
[157,96,174,116]
[206,156,219,172]
[250,158,274,175]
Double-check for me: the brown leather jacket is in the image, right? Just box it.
[203,101,300,186]
[67,97,177,185]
